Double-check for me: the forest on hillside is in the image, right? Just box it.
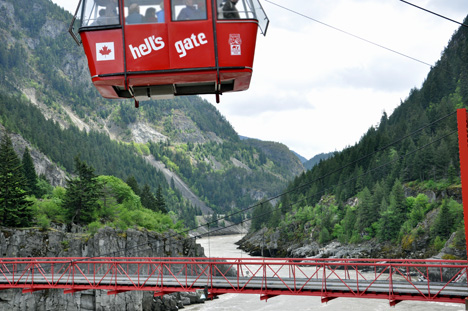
[246,16,468,259]
[0,0,305,231]
[0,128,182,233]
[0,91,296,224]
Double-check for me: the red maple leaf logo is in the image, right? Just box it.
[99,45,112,56]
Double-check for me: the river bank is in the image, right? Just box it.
[237,225,465,260]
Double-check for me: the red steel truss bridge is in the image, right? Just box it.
[1,257,468,307]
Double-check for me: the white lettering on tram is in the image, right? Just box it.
[175,33,208,58]
[129,35,165,60]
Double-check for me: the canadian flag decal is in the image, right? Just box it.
[96,42,115,61]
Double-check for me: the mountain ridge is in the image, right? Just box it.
[239,14,468,259]
[0,0,305,227]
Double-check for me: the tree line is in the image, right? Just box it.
[0,131,186,234]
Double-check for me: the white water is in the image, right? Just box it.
[183,234,464,311]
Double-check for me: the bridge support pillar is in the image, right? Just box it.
[260,294,278,301]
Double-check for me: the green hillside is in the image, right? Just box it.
[0,0,304,231]
[244,15,468,259]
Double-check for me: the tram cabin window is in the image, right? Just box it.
[123,1,165,24]
[81,0,120,27]
[172,0,207,21]
[217,0,257,20]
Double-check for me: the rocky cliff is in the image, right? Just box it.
[2,124,67,187]
[238,188,466,260]
[0,226,206,311]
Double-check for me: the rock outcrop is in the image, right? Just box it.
[1,124,68,188]
[0,226,206,311]
[144,155,212,215]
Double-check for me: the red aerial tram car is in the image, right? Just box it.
[69,0,268,105]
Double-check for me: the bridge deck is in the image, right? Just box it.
[1,257,467,305]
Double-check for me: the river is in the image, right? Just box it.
[183,234,464,311]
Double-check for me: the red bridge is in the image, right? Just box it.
[4,109,468,308]
[1,257,468,306]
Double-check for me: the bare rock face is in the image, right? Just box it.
[129,123,168,144]
[7,129,68,187]
[144,155,213,215]
[40,19,67,40]
[0,226,205,311]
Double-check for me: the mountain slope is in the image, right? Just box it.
[303,152,334,170]
[240,15,468,259]
[0,0,304,225]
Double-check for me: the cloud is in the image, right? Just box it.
[216,0,468,158]
[53,0,76,14]
[427,0,468,15]
[328,58,430,92]
[52,0,468,159]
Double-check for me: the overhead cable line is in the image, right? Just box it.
[84,117,457,261]
[241,128,460,229]
[264,0,433,67]
[399,0,468,29]
[310,129,458,203]
[202,110,456,229]
[80,111,458,261]
[277,111,456,199]
[114,127,459,259]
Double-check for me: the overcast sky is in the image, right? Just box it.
[53,0,468,159]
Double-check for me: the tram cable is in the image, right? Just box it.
[112,126,458,259]
[72,110,457,262]
[399,0,468,29]
[264,0,433,67]
[269,111,457,203]
[190,111,457,236]
[184,110,457,235]
[85,118,456,260]
[225,128,460,238]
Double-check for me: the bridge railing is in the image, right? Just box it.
[0,257,467,304]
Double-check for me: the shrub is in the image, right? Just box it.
[433,236,446,252]
[36,214,50,230]
[87,221,102,235]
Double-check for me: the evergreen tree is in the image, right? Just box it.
[126,175,140,196]
[371,181,387,213]
[155,184,167,213]
[210,211,219,228]
[281,193,291,214]
[354,166,365,193]
[251,201,272,231]
[0,134,32,227]
[377,197,399,241]
[432,200,454,239]
[140,183,158,211]
[22,147,39,197]
[390,179,407,220]
[448,164,457,184]
[341,206,356,243]
[62,156,103,226]
[355,187,373,233]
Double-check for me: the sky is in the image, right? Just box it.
[53,0,468,160]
